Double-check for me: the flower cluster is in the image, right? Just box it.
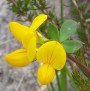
[5,14,66,85]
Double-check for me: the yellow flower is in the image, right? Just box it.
[9,14,47,42]
[38,64,55,85]
[5,49,28,67]
[9,22,29,42]
[37,41,66,85]
[21,14,47,60]
[5,14,47,67]
[5,35,36,67]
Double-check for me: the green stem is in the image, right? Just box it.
[60,0,64,24]
[66,67,79,91]
[60,66,67,91]
[60,0,67,91]
[50,82,55,91]
[56,70,61,91]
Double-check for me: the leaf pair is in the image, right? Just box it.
[46,20,83,53]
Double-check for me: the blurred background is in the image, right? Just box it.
[0,0,90,91]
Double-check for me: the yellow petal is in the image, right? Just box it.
[5,49,30,67]
[29,14,47,31]
[22,31,36,48]
[37,41,66,70]
[9,22,29,42]
[37,64,55,85]
[27,36,36,62]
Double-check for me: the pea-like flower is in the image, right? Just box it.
[5,49,29,67]
[5,34,36,67]
[9,14,47,42]
[5,14,47,67]
[37,41,66,85]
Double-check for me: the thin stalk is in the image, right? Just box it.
[56,70,61,91]
[60,0,67,91]
[50,82,55,91]
[66,67,79,91]
[60,0,64,24]
[67,54,90,76]
[60,66,67,91]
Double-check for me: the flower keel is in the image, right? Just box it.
[37,64,55,85]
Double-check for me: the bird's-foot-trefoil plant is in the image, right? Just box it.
[5,0,90,91]
[5,13,83,86]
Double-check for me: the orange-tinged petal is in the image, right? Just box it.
[37,64,55,85]
[29,14,47,31]
[9,22,29,42]
[37,41,66,70]
[5,49,30,67]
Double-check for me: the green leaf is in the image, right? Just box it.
[60,20,77,42]
[62,40,82,53]
[46,23,59,41]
